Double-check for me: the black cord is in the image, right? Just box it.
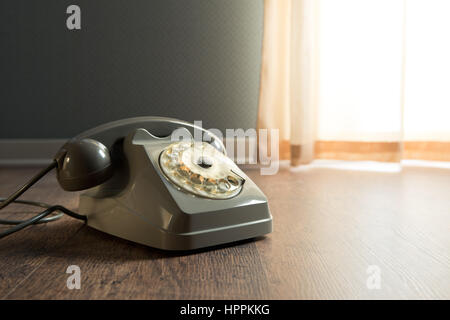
[0,163,87,239]
[0,162,57,210]
[0,198,63,225]
[0,205,86,239]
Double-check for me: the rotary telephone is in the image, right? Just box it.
[0,117,272,250]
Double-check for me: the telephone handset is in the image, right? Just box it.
[0,117,272,250]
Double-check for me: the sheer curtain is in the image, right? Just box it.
[258,0,450,166]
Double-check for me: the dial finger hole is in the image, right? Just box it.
[227,175,240,187]
[190,173,204,184]
[218,179,231,192]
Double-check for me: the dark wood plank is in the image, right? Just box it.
[0,167,84,297]
[1,165,449,299]
[250,166,450,299]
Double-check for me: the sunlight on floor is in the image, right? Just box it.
[287,159,450,173]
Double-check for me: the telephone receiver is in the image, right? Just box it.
[52,117,272,250]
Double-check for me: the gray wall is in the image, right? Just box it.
[0,0,263,138]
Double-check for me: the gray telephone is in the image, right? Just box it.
[0,117,272,250]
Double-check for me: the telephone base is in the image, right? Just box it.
[76,120,272,251]
[80,195,272,250]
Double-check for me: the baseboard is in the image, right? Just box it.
[0,139,66,166]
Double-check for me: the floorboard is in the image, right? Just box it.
[1,166,449,299]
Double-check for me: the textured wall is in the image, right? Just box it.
[0,0,263,138]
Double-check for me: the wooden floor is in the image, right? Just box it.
[0,165,449,299]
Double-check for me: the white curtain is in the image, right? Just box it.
[318,0,404,143]
[404,0,450,142]
[258,0,450,164]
